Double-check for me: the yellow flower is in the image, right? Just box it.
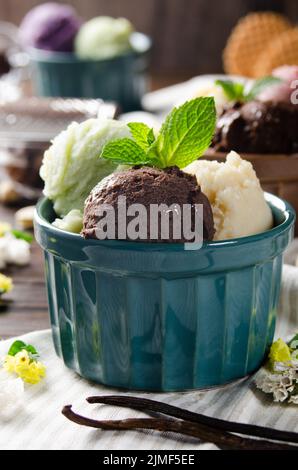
[0,273,13,295]
[14,350,31,369]
[0,222,11,237]
[17,360,46,384]
[269,338,292,365]
[3,354,16,373]
[3,349,46,384]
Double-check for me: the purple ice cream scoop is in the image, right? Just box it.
[258,65,298,104]
[19,2,82,53]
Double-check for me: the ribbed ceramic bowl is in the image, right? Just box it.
[34,194,295,391]
[28,33,151,112]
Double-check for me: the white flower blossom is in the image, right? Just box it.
[255,339,298,405]
[0,232,30,268]
[289,395,298,405]
[273,388,288,403]
[280,374,293,388]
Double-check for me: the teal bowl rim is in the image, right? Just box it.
[28,32,152,65]
[34,192,295,252]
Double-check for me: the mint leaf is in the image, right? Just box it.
[215,79,245,101]
[101,138,152,166]
[11,229,33,243]
[245,76,282,101]
[8,340,27,356]
[24,344,38,355]
[8,340,39,358]
[128,122,155,151]
[148,97,216,168]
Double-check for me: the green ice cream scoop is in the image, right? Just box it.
[40,118,131,216]
[75,16,134,60]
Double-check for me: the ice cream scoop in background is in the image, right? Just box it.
[185,151,273,241]
[212,99,298,154]
[75,16,134,60]
[19,2,82,52]
[19,4,151,111]
[258,65,298,103]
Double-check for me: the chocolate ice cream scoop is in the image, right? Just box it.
[212,100,298,154]
[82,166,215,243]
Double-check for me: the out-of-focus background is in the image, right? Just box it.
[1,0,298,85]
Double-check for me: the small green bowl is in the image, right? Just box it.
[28,33,151,112]
[34,194,295,391]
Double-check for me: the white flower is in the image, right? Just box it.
[255,371,279,393]
[273,388,288,402]
[0,373,24,419]
[5,237,30,266]
[0,232,30,268]
[289,395,298,405]
[280,375,293,388]
[255,366,298,403]
[256,333,298,404]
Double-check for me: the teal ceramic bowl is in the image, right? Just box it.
[34,194,295,391]
[28,33,151,112]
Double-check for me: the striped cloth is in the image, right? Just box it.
[0,263,297,450]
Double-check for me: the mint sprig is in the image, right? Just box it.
[101,97,216,169]
[215,76,282,103]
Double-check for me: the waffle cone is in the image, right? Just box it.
[223,12,292,77]
[253,28,298,77]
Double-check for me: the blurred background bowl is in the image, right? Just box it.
[28,32,152,112]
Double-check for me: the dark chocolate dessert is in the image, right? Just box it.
[82,166,215,243]
[212,100,298,154]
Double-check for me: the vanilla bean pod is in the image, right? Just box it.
[62,405,297,451]
[87,395,298,444]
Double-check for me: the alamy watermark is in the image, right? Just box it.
[93,196,204,250]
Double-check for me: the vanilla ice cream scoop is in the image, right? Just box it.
[184,151,273,240]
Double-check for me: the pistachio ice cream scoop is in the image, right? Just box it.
[40,118,130,216]
[75,16,134,60]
